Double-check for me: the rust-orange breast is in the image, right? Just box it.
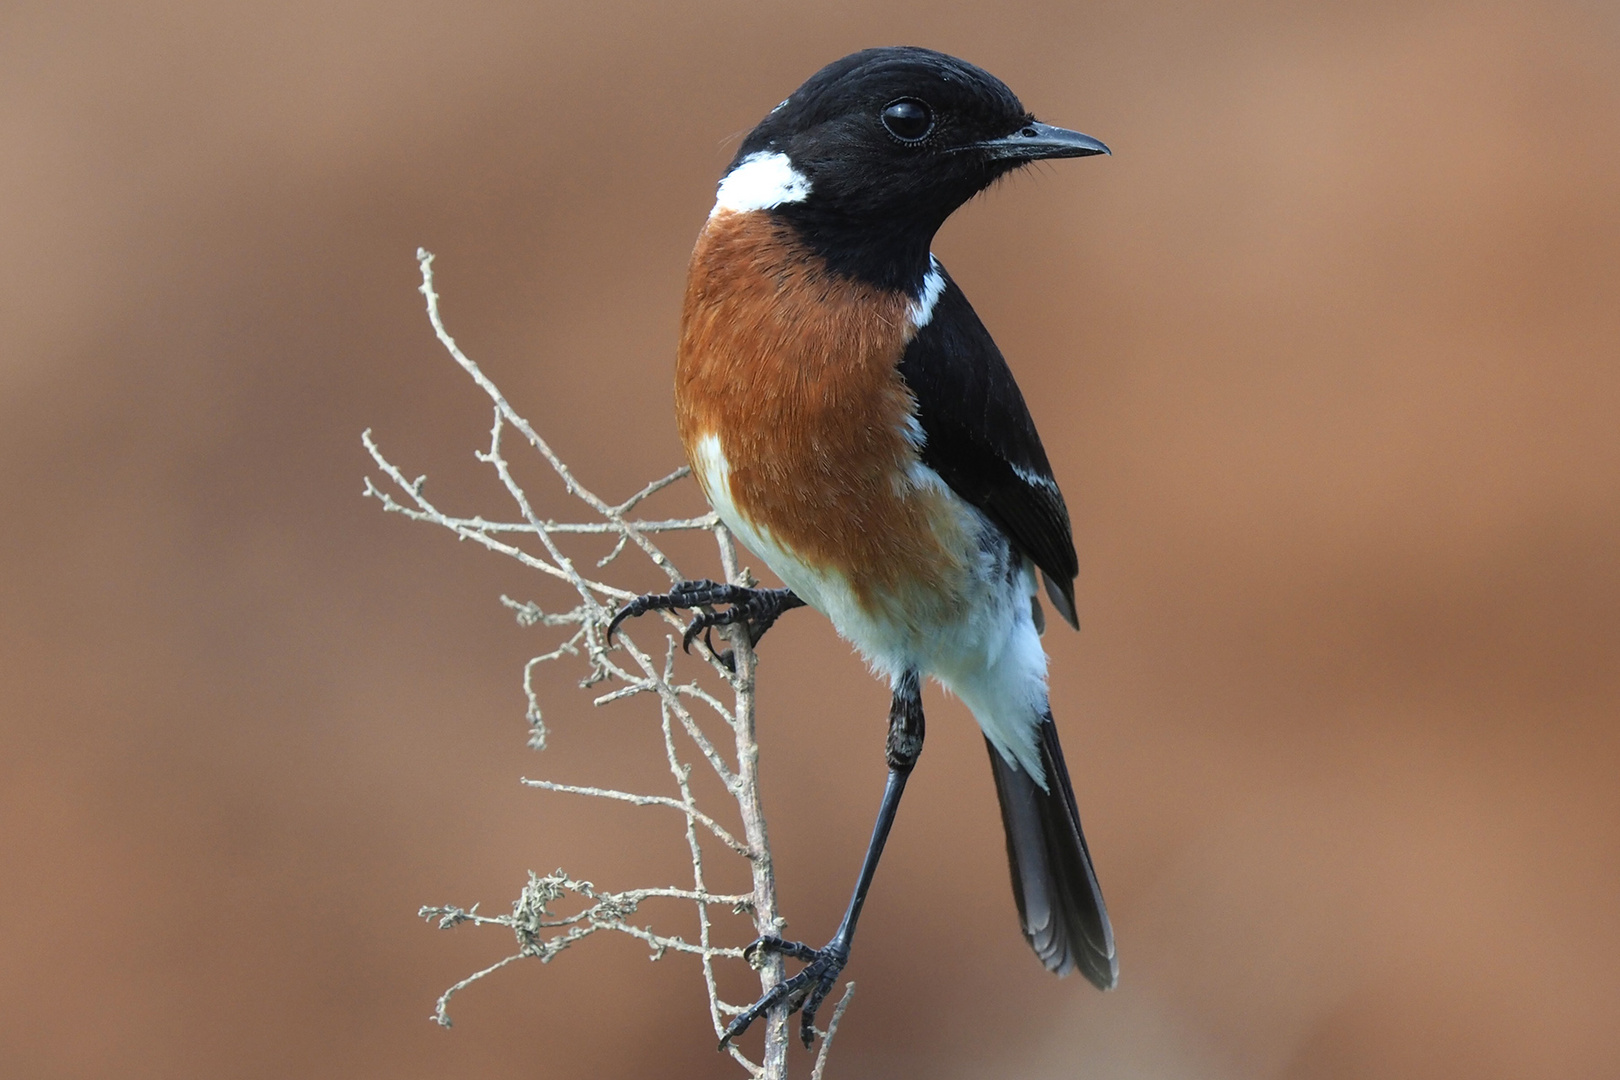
[676,211,966,610]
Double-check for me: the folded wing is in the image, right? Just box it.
[897,268,1081,627]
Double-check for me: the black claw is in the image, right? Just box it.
[744,935,818,964]
[799,976,835,1048]
[679,615,712,654]
[605,606,633,641]
[607,581,805,662]
[718,937,848,1051]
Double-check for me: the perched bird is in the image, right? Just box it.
[610,46,1115,1048]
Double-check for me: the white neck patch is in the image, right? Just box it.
[908,256,947,331]
[711,151,811,217]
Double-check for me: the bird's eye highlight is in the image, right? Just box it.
[881,98,933,142]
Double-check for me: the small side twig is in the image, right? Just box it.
[809,983,857,1080]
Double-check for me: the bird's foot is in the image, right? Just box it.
[607,580,804,669]
[720,935,848,1050]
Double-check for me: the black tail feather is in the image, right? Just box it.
[985,715,1117,989]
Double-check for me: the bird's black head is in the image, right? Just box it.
[717,47,1108,291]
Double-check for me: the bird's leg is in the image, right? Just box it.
[606,579,805,668]
[721,671,925,1051]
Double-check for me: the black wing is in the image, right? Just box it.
[898,267,1080,627]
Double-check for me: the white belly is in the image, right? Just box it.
[690,431,1052,781]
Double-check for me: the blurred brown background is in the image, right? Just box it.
[3,1,1617,1077]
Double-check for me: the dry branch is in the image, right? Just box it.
[363,250,853,1078]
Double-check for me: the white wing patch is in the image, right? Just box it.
[1012,463,1060,492]
[711,151,811,217]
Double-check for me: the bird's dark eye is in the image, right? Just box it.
[881,98,933,142]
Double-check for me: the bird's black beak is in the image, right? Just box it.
[973,121,1111,162]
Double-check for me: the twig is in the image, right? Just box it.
[809,984,857,1080]
[518,778,750,856]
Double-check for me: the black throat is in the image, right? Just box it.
[769,202,940,295]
